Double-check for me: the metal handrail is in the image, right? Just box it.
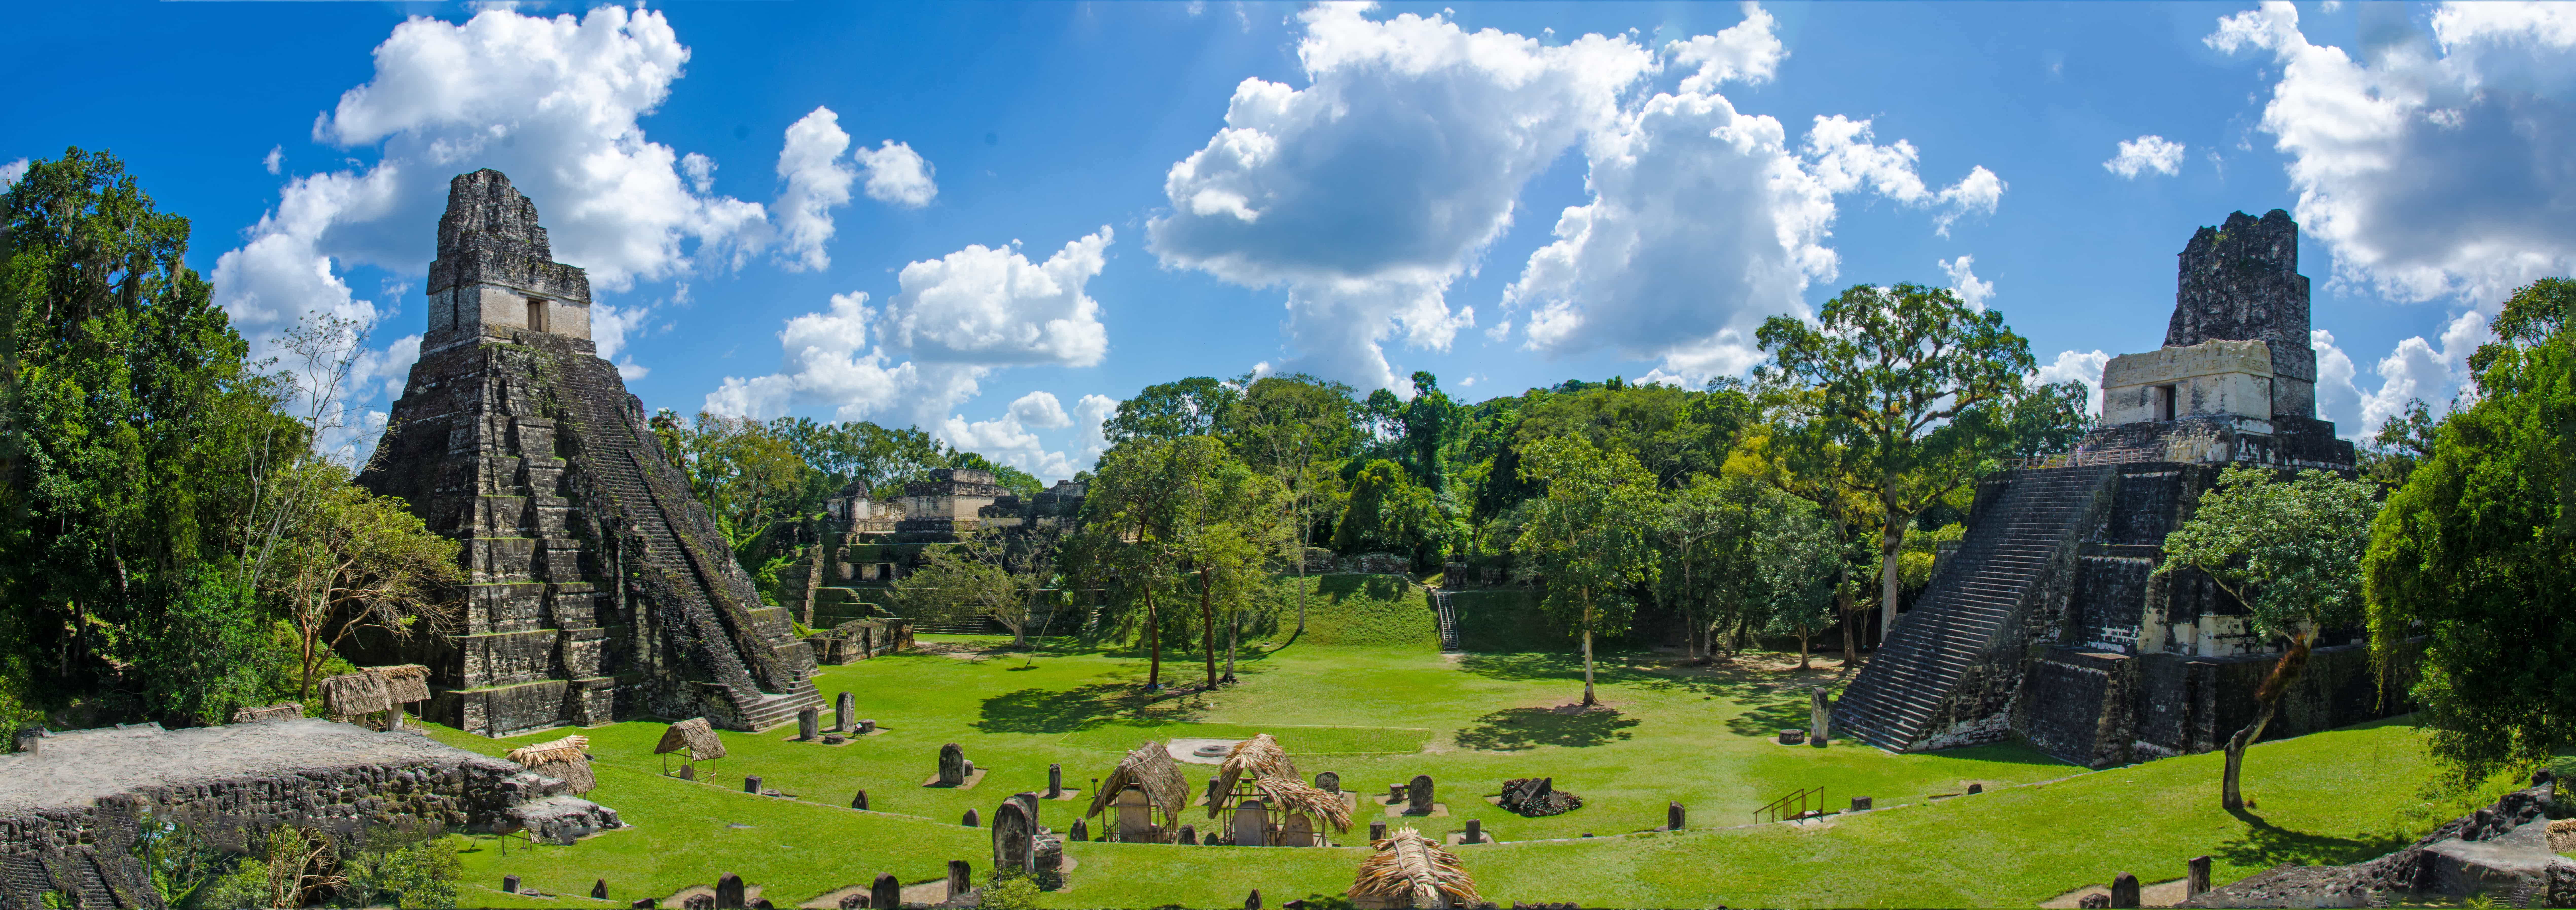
[1753,784,1826,824]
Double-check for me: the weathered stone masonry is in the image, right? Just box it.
[1834,210,2400,767]
[0,720,611,910]
[358,170,818,736]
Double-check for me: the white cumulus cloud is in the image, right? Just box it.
[1667,2,1785,93]
[855,140,937,208]
[2310,310,2493,440]
[774,107,859,272]
[1494,4,2003,386]
[2035,349,2110,416]
[1149,3,1656,390]
[1942,255,1994,309]
[708,229,1116,432]
[1,158,26,188]
[2208,0,2576,303]
[2103,134,2185,178]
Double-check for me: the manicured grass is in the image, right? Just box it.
[424,600,2497,908]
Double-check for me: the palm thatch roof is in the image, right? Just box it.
[1209,733,1300,811]
[319,671,391,718]
[1085,742,1190,822]
[654,717,726,760]
[507,735,595,794]
[369,664,431,704]
[1244,773,1353,832]
[1349,827,1479,909]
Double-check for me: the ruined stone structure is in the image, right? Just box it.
[359,170,818,737]
[778,470,1086,633]
[1832,210,2398,767]
[0,719,613,909]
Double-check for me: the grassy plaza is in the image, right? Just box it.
[420,577,2497,909]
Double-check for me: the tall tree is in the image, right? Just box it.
[1161,437,1280,687]
[2364,276,2576,778]
[0,148,289,723]
[2357,398,2441,488]
[2160,465,2377,809]
[1068,439,1184,691]
[1226,373,1358,634]
[1757,283,2044,638]
[1103,377,1239,445]
[1514,435,1657,707]
[895,527,1057,646]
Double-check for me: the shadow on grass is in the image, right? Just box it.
[1723,685,1815,739]
[1453,707,1640,751]
[974,681,1209,734]
[2217,808,2408,868]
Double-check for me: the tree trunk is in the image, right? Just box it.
[1296,504,1309,635]
[1145,586,1162,691]
[1837,579,1858,669]
[1581,627,1597,707]
[1200,565,1218,690]
[1797,623,1810,671]
[1878,519,1905,637]
[2223,635,2312,810]
[1223,610,1238,683]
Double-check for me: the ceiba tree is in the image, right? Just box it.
[1756,283,2041,640]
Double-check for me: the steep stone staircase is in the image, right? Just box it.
[1428,587,1461,653]
[1832,466,2117,751]
[555,354,818,731]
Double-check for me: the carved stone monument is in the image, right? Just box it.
[1406,775,1434,814]
[358,169,819,736]
[1315,771,1339,794]
[992,800,1036,875]
[797,707,819,742]
[835,692,855,733]
[938,743,968,786]
[869,873,900,910]
[1233,798,1270,847]
[1809,688,1830,747]
[715,873,745,910]
[1048,763,1063,798]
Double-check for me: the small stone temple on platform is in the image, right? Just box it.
[356,170,820,737]
[1831,209,2403,768]
[776,469,1087,636]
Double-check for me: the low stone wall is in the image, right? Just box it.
[0,719,616,909]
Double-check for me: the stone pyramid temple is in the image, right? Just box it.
[1828,210,2400,767]
[357,170,819,737]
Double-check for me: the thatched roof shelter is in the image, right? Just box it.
[319,671,390,718]
[654,717,726,760]
[1209,733,1300,808]
[1349,827,1478,909]
[507,735,595,794]
[369,665,431,704]
[1245,773,1353,832]
[1084,741,1190,823]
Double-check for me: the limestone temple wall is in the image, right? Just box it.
[1833,210,2397,768]
[0,720,612,910]
[358,170,818,737]
[779,472,1087,631]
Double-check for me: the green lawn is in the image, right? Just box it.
[423,584,2498,909]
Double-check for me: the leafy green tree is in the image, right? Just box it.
[2357,398,2440,488]
[1104,377,1239,445]
[2365,276,2576,778]
[0,148,290,724]
[1160,438,1281,686]
[1758,283,2047,639]
[265,463,462,703]
[2160,465,2377,809]
[1514,435,1658,706]
[896,527,1057,646]
[1225,373,1359,634]
[1332,459,1447,566]
[1753,494,1846,670]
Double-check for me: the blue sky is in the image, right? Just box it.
[9,1,2572,479]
